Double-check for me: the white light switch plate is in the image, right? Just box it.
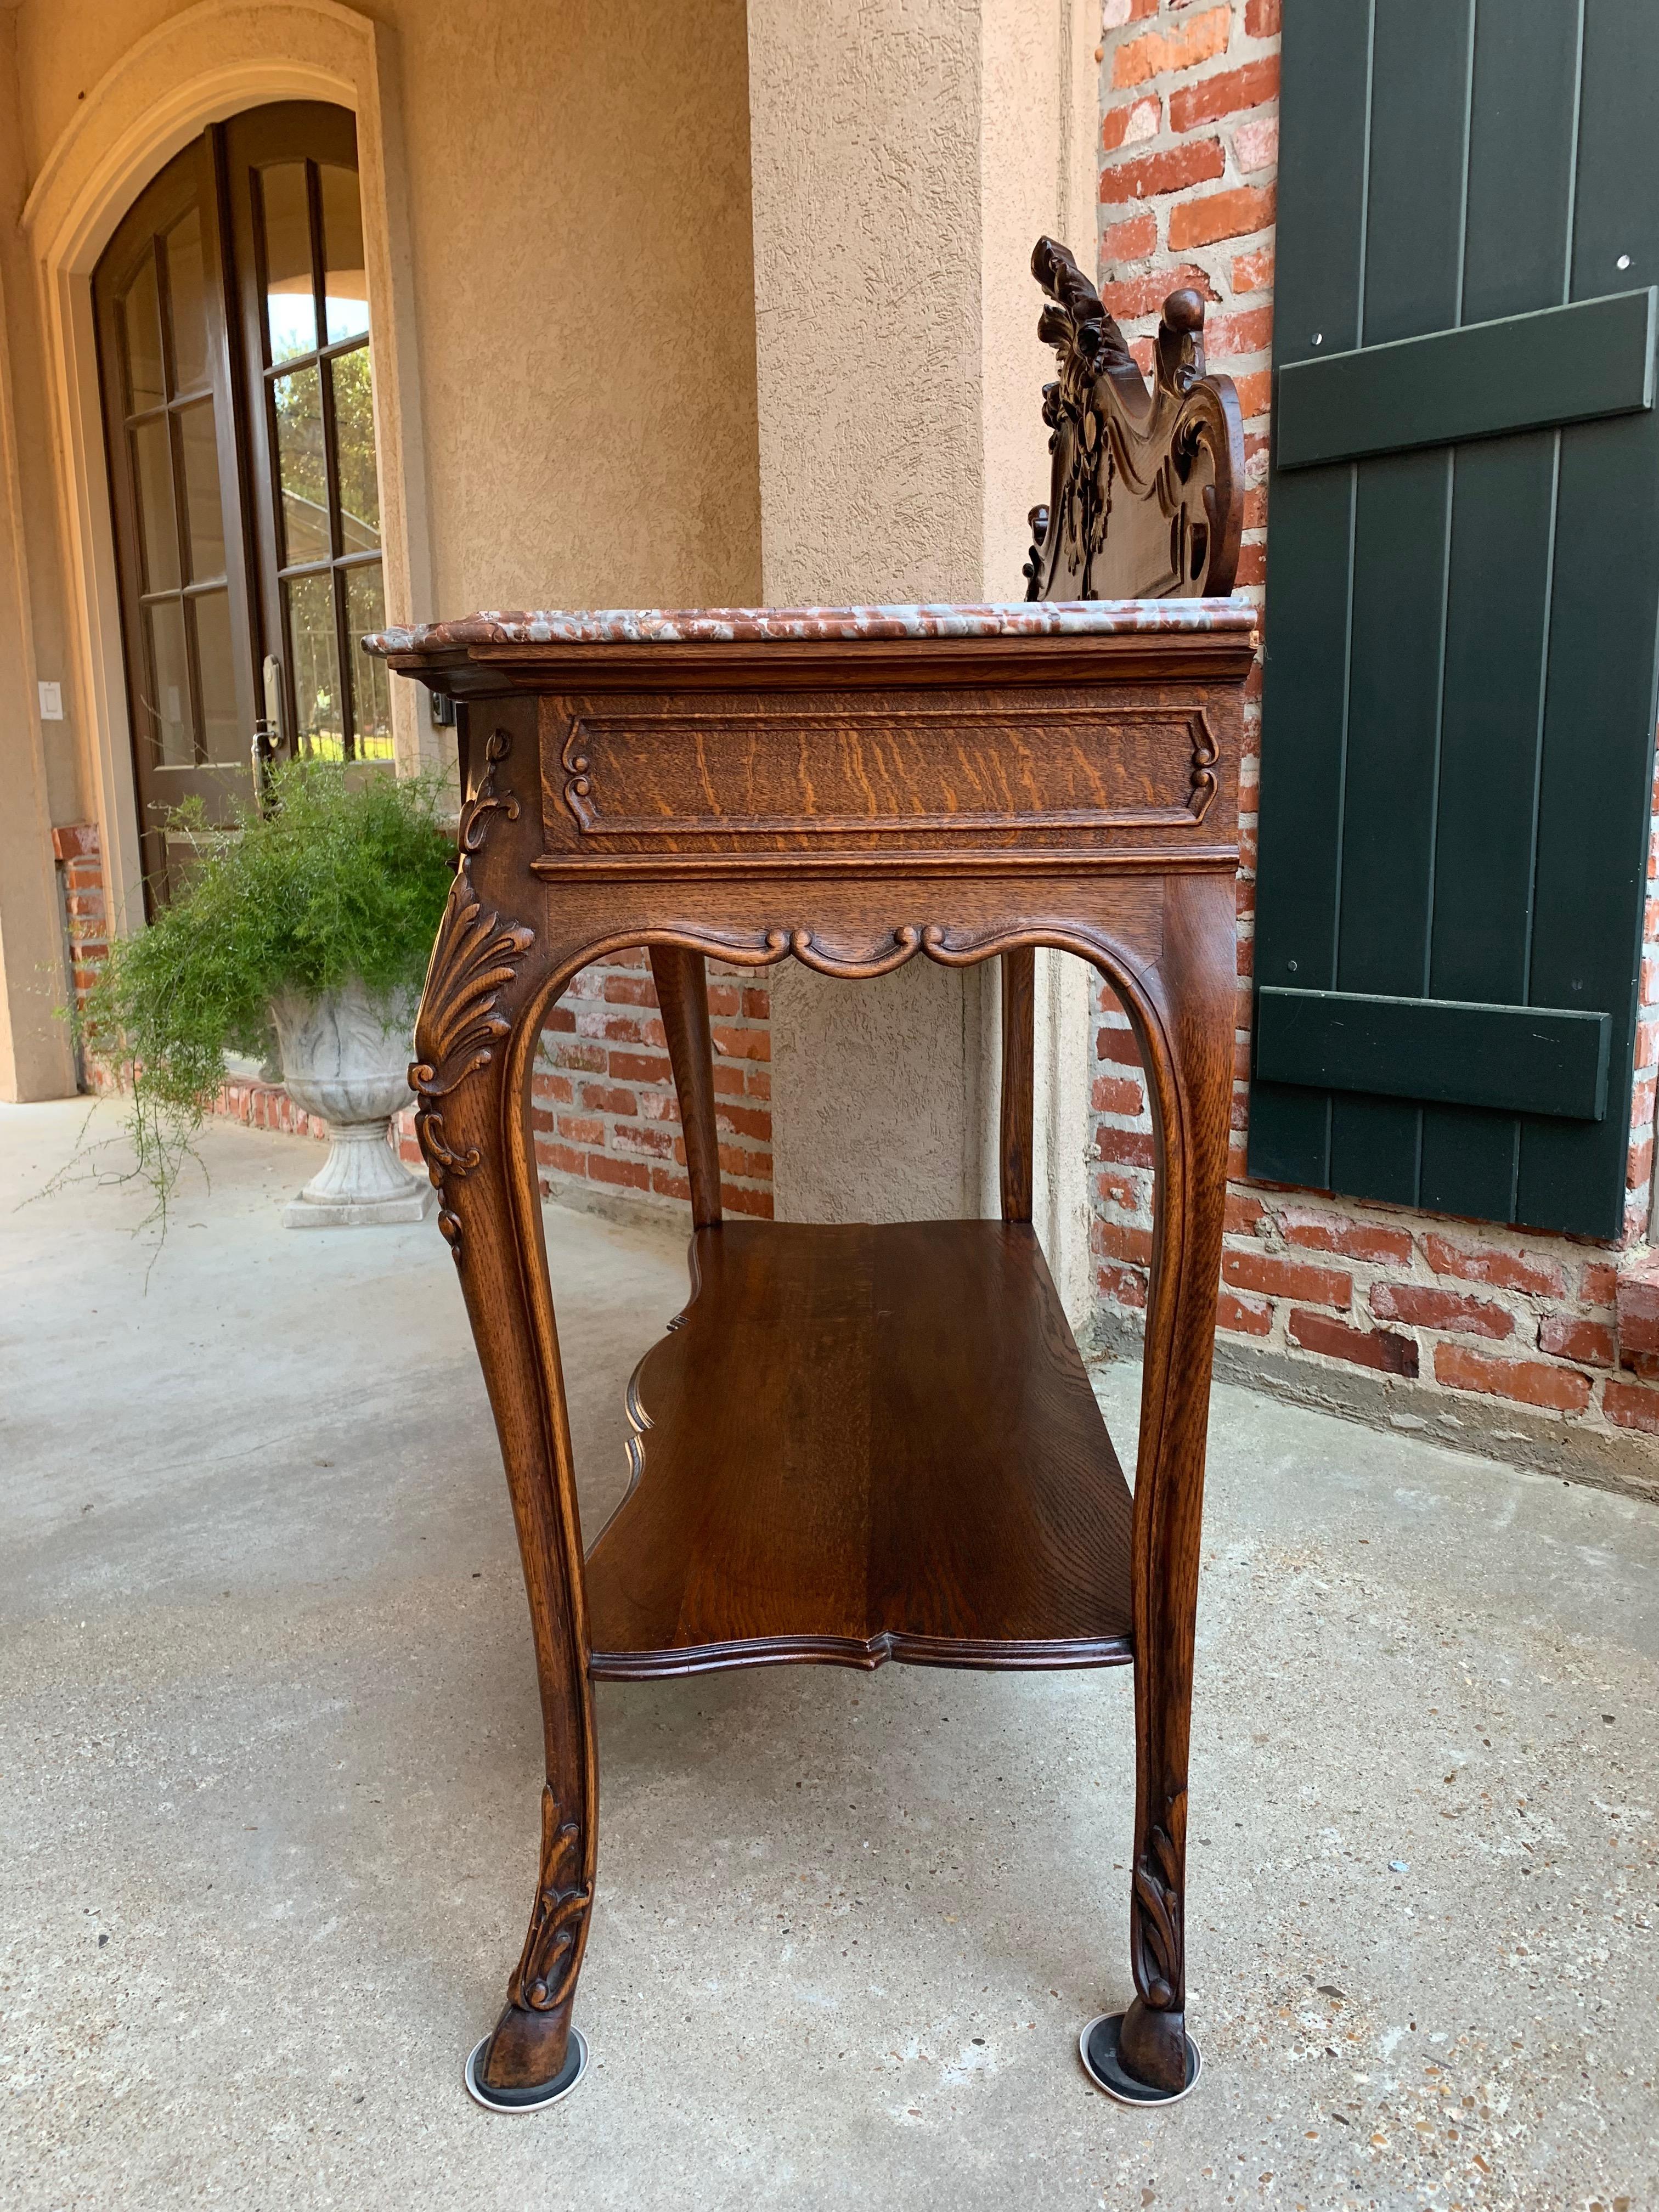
[38,681,63,721]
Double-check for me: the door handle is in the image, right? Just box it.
[251,653,286,809]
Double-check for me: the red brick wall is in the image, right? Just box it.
[533,950,773,1218]
[50,823,107,1034]
[1091,0,1659,1458]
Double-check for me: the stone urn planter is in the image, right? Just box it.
[270,979,434,1228]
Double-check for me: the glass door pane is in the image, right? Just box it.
[143,601,193,766]
[285,571,344,757]
[165,209,211,394]
[320,164,370,344]
[195,592,245,764]
[129,414,180,591]
[259,162,318,363]
[345,562,393,758]
[227,103,388,765]
[121,257,166,411]
[331,350,379,551]
[272,363,329,563]
[178,400,227,580]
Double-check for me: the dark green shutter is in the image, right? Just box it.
[1249,0,1659,1240]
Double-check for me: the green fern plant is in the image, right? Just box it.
[76,759,454,1232]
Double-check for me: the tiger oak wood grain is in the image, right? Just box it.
[544,687,1228,856]
[584,1221,1134,1675]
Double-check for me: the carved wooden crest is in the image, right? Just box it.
[1023,236,1243,602]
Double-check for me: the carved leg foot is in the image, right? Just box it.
[1079,2001,1201,2106]
[464,1784,595,2114]
[466,2004,589,2113]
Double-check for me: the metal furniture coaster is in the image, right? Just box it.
[365,236,1248,2112]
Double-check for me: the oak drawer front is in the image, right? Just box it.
[537,688,1235,858]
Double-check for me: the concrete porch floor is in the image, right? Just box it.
[2,1100,1656,2212]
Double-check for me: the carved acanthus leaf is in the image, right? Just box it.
[1130,1823,1184,2011]
[413,893,535,1099]
[409,728,535,1261]
[509,1785,593,2014]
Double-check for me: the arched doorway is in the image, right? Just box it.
[93,103,392,911]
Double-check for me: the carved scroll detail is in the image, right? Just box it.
[410,729,535,1260]
[1024,235,1242,603]
[508,1785,593,2014]
[1188,709,1220,822]
[645,924,940,978]
[1130,1823,1184,2011]
[461,726,522,850]
[541,922,1148,986]
[787,926,923,978]
[560,720,597,831]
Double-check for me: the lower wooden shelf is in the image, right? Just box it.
[584,1219,1135,1678]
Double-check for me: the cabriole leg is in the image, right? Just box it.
[1081,875,1232,2104]
[410,720,598,2112]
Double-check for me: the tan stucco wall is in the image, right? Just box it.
[15,0,761,616]
[746,0,983,1224]
[387,0,761,616]
[0,15,78,1099]
[746,0,1098,1232]
[746,0,984,609]
[2,12,83,836]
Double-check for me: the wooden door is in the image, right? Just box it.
[94,135,259,910]
[94,104,392,915]
[1249,0,1659,1240]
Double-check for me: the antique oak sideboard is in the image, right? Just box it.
[365,239,1251,2113]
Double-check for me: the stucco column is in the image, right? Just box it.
[0,285,74,1102]
[746,0,1097,1234]
[0,29,75,1103]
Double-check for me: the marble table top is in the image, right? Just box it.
[364,599,1257,654]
